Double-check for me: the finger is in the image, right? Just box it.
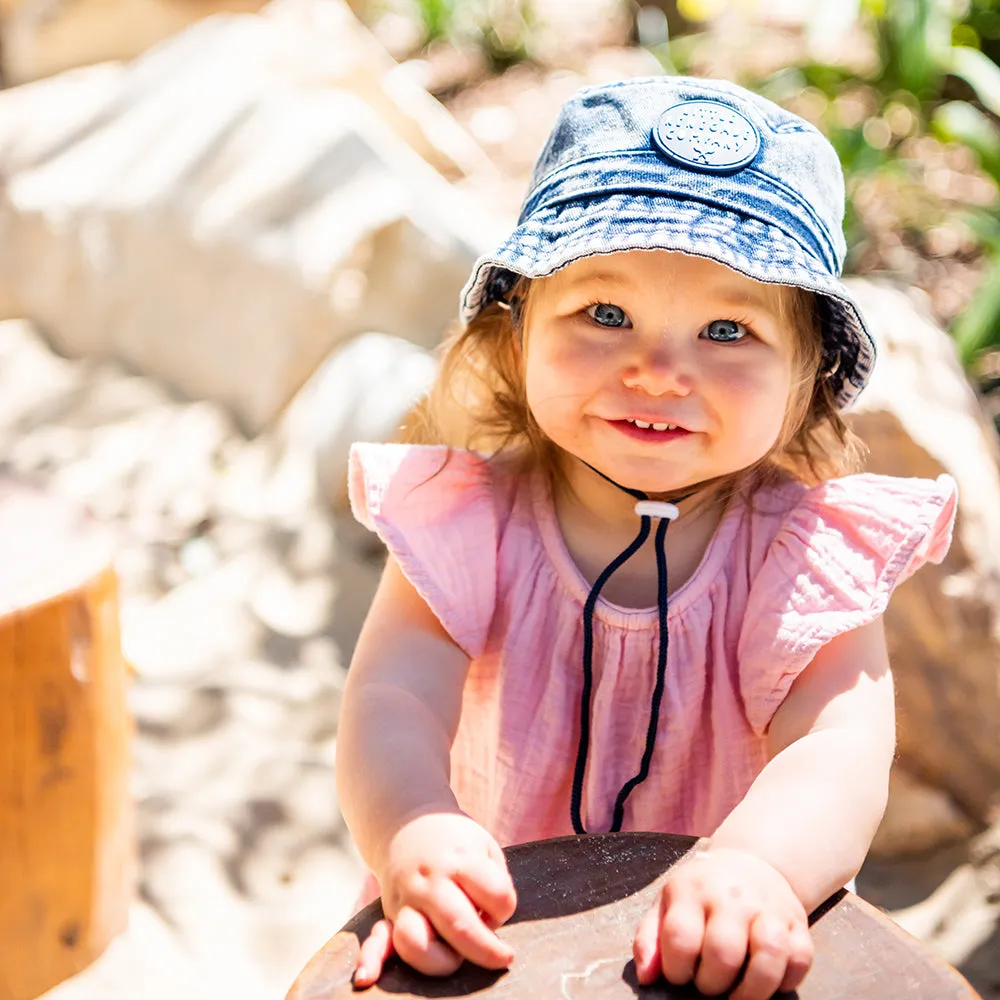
[486,837,508,868]
[632,896,665,986]
[695,911,750,997]
[424,879,515,970]
[354,919,395,988]
[454,862,518,926]
[392,906,464,977]
[657,897,706,986]
[729,914,789,1000]
[779,923,814,992]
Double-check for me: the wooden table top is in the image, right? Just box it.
[285,832,981,999]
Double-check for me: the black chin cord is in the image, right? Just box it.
[569,468,693,835]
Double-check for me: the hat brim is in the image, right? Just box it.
[460,191,875,410]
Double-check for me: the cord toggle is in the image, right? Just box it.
[634,500,680,521]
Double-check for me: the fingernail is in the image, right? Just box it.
[354,965,366,982]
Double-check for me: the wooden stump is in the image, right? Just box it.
[0,484,133,1000]
[286,833,982,1000]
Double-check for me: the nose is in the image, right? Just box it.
[621,340,694,397]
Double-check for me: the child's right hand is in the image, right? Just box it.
[632,847,813,999]
[353,812,518,988]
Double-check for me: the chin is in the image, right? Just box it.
[609,449,755,495]
[596,459,701,495]
[627,474,701,496]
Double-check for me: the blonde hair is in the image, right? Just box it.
[401,276,866,496]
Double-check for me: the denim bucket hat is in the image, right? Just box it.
[460,75,875,409]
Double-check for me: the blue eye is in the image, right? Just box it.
[586,303,630,328]
[702,319,748,343]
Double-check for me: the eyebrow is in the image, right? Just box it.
[709,288,781,320]
[558,270,637,292]
[558,270,780,319]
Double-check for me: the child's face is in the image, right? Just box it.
[523,250,796,495]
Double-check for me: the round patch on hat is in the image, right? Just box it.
[652,100,760,174]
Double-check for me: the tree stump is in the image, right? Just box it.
[0,484,133,1000]
[286,833,982,1000]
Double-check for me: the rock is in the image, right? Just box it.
[0,0,495,183]
[281,331,437,508]
[970,820,1000,904]
[0,319,88,426]
[37,903,217,1000]
[0,3,498,434]
[0,0,267,85]
[846,278,1000,831]
[121,553,267,679]
[870,767,975,858]
[250,562,336,639]
[0,316,363,995]
[890,862,1000,968]
[882,820,1000,992]
[262,0,498,183]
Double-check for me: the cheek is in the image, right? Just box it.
[714,359,793,452]
[524,332,608,419]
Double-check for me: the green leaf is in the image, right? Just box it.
[951,251,1000,363]
[962,208,1000,252]
[415,0,457,44]
[947,44,1000,117]
[933,100,1000,180]
[885,0,952,97]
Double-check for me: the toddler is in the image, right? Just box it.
[337,76,957,1000]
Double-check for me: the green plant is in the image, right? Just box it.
[477,0,534,71]
[409,0,533,70]
[415,0,459,44]
[751,0,1000,366]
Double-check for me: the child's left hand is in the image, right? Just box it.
[632,847,813,1000]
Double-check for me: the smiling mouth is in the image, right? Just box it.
[624,418,679,431]
[609,418,692,441]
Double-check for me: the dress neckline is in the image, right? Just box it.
[529,469,745,628]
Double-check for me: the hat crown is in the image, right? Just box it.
[458,74,877,410]
[524,76,847,272]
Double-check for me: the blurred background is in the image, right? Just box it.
[1,0,1000,997]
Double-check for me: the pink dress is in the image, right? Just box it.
[349,443,957,892]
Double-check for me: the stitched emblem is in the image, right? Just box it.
[652,100,761,173]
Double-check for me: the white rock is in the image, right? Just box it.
[0,319,85,426]
[121,553,265,678]
[0,0,267,85]
[0,317,363,996]
[890,862,1000,968]
[0,0,495,184]
[250,562,335,638]
[38,903,216,1000]
[263,0,496,183]
[0,5,497,434]
[282,331,437,507]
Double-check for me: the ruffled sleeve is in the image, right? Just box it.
[348,443,497,659]
[738,473,958,735]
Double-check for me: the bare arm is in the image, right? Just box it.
[336,555,472,877]
[337,555,517,984]
[634,618,895,997]
[708,617,896,910]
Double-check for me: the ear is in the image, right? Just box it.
[510,296,525,348]
[499,295,525,358]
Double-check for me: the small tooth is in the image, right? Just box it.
[634,420,651,429]
[652,422,669,431]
